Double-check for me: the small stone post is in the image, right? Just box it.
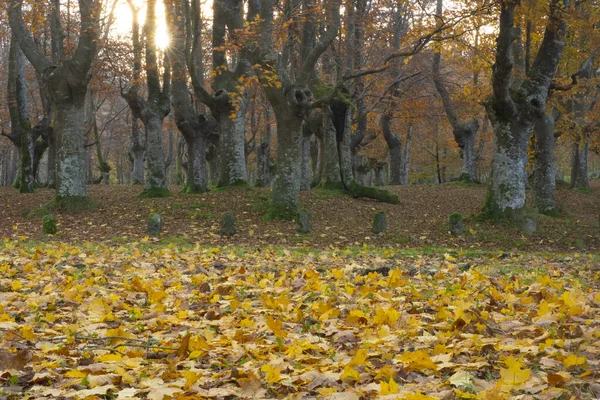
[449,213,464,235]
[42,214,57,235]
[372,212,387,234]
[148,213,163,236]
[220,212,236,236]
[296,210,311,233]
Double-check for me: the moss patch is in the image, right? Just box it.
[139,187,171,199]
[181,184,209,194]
[348,181,399,204]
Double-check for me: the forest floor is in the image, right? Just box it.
[0,181,598,252]
[0,183,599,399]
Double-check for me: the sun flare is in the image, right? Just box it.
[112,0,170,50]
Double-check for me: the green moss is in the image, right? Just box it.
[572,187,592,194]
[139,187,171,198]
[42,214,57,235]
[348,181,399,204]
[539,208,560,218]
[264,202,296,221]
[98,162,111,173]
[54,196,99,212]
[449,213,463,224]
[213,181,251,192]
[181,184,209,194]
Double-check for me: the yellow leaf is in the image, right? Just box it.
[65,369,88,379]
[183,370,200,389]
[95,353,123,363]
[340,365,360,381]
[260,364,281,383]
[399,350,438,372]
[380,377,399,395]
[20,326,37,341]
[266,316,288,338]
[563,353,586,369]
[499,356,531,389]
[11,280,22,291]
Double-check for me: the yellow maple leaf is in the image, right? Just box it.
[340,365,360,381]
[266,316,288,338]
[11,280,22,291]
[260,364,281,383]
[20,326,37,341]
[499,356,531,389]
[183,370,201,389]
[563,353,586,369]
[380,377,399,395]
[88,297,114,322]
[399,350,438,372]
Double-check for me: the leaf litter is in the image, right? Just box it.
[0,241,599,399]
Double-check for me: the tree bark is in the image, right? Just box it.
[300,130,312,190]
[130,117,145,184]
[571,137,590,189]
[255,106,273,187]
[9,0,100,204]
[381,114,403,185]
[484,0,568,219]
[123,0,171,197]
[533,113,558,215]
[6,35,34,192]
[320,108,342,188]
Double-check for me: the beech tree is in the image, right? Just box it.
[122,0,171,197]
[8,0,101,207]
[483,0,570,219]
[164,0,216,193]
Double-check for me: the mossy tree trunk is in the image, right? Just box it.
[5,34,34,193]
[483,0,568,219]
[320,108,342,188]
[9,0,100,204]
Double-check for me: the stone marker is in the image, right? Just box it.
[148,213,163,236]
[296,210,311,233]
[220,212,236,236]
[521,217,537,234]
[449,213,464,235]
[372,212,387,234]
[42,214,57,235]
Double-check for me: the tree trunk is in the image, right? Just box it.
[255,107,272,187]
[400,125,411,185]
[319,107,342,188]
[374,166,386,186]
[130,118,145,185]
[142,114,169,194]
[571,137,590,189]
[216,101,248,186]
[270,111,304,217]
[381,114,403,185]
[460,126,477,181]
[534,113,557,215]
[311,135,324,187]
[184,133,209,192]
[54,101,87,198]
[484,117,530,218]
[8,36,35,193]
[300,131,311,190]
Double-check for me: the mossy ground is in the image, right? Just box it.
[139,187,172,198]
[2,183,598,251]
